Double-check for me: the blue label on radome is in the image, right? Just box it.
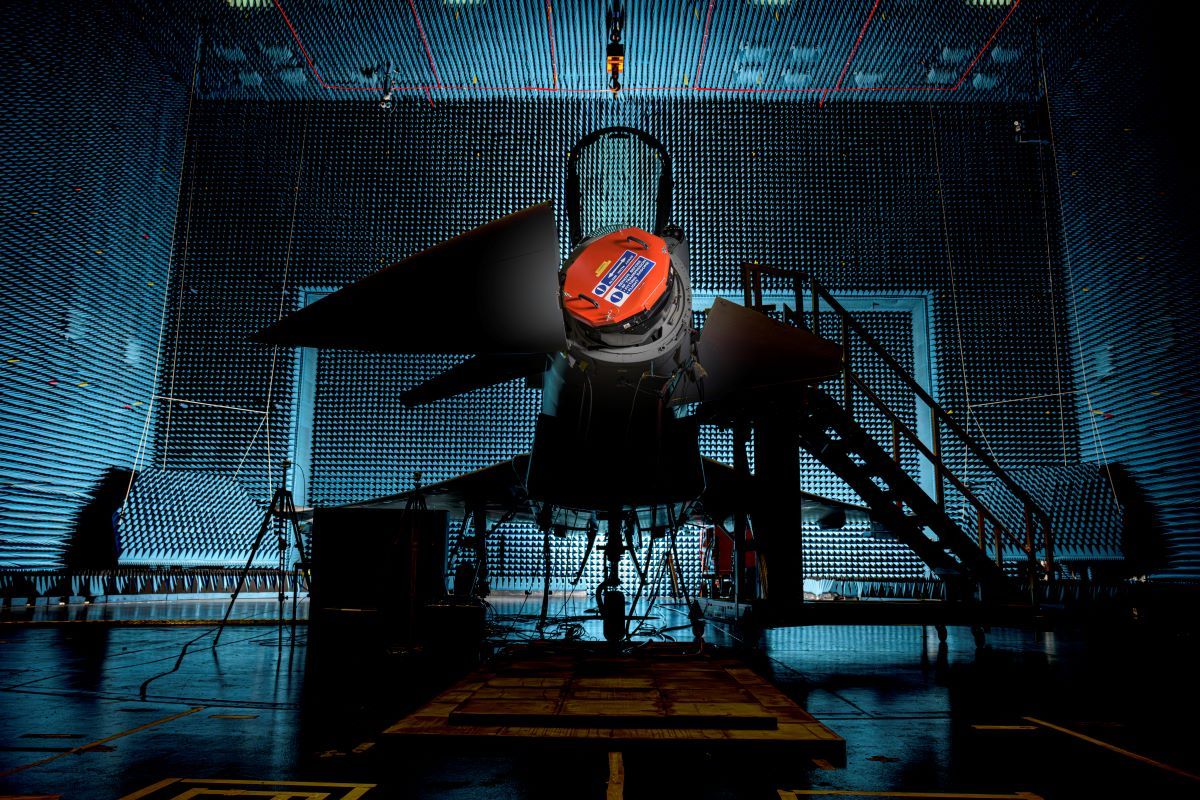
[593,250,638,296]
[606,256,655,307]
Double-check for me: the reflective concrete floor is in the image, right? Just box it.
[1,599,1198,799]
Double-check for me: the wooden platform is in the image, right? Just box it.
[384,643,844,761]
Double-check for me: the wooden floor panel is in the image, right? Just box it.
[384,644,845,760]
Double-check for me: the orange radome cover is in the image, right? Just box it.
[562,228,671,328]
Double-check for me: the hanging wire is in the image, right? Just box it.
[121,42,203,513]
[261,104,313,498]
[160,182,198,470]
[927,104,1000,478]
[1035,29,1121,504]
[1034,86,1072,467]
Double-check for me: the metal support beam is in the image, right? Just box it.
[732,418,753,602]
[752,411,804,617]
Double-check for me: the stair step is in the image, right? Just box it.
[795,387,1033,592]
[818,441,850,458]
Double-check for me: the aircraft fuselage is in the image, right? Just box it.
[527,226,704,513]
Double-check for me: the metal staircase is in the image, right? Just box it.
[739,264,1056,602]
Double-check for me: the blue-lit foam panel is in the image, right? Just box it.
[117,468,277,568]
[1046,2,1200,580]
[148,97,1078,580]
[977,464,1124,565]
[189,0,1038,103]
[0,3,188,569]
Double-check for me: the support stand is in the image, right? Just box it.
[598,511,627,645]
[732,418,754,603]
[751,406,805,621]
[215,461,307,645]
[406,472,427,514]
[539,528,552,633]
[404,472,427,637]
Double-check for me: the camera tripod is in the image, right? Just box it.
[214,460,308,644]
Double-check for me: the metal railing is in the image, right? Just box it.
[740,263,1055,583]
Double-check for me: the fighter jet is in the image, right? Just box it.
[253,128,864,638]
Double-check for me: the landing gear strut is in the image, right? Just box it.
[597,512,626,645]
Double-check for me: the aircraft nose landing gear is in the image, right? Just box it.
[597,511,627,646]
[600,589,626,645]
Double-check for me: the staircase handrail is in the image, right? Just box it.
[845,372,1035,565]
[738,263,1055,573]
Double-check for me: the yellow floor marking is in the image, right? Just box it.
[971,725,1038,731]
[120,780,372,800]
[178,781,373,800]
[176,786,369,791]
[778,792,1043,799]
[352,741,375,754]
[0,707,204,779]
[811,758,837,770]
[171,791,327,799]
[1024,716,1200,783]
[607,751,625,800]
[117,778,181,800]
